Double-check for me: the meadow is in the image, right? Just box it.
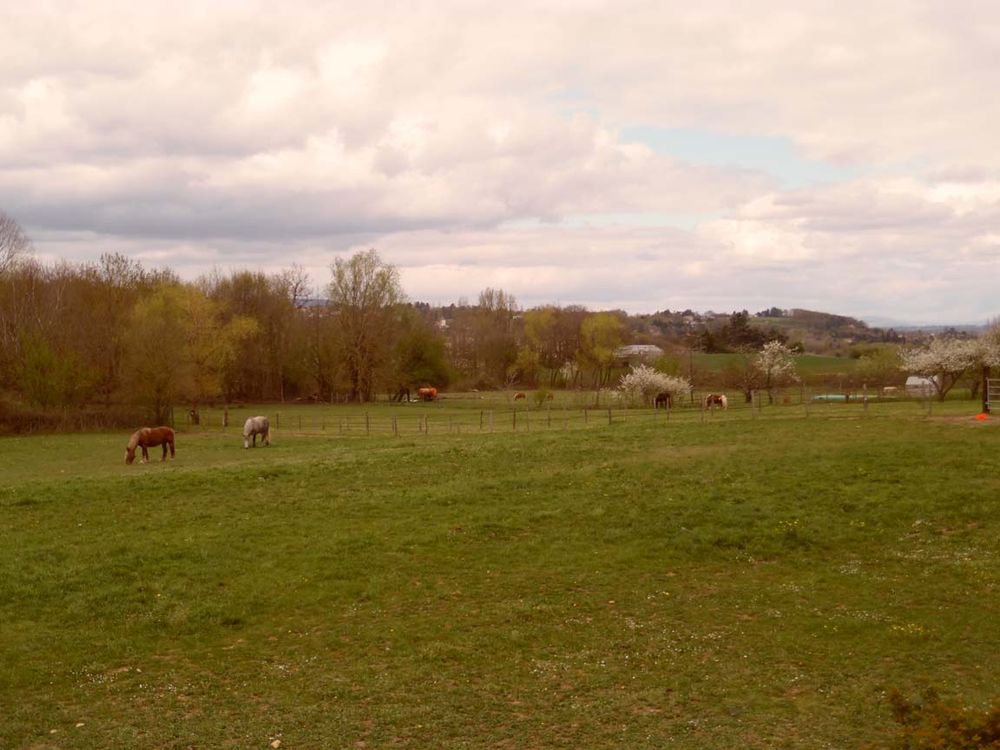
[1,397,998,749]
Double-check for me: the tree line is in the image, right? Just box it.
[0,211,647,423]
[2,209,998,428]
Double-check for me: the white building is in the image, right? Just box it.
[615,344,664,363]
[904,376,938,397]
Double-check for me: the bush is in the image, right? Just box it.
[863,688,1000,749]
[0,396,149,434]
[618,364,691,407]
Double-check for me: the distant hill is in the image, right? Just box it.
[750,309,903,354]
[629,307,908,356]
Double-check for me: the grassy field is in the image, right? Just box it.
[691,352,859,380]
[2,400,998,749]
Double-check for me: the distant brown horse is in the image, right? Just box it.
[654,392,672,409]
[704,393,728,410]
[125,426,175,464]
[513,392,526,401]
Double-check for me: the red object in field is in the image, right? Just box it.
[417,387,438,401]
[975,413,988,421]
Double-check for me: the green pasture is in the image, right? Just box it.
[691,352,859,378]
[2,401,998,748]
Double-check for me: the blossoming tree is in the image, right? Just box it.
[618,364,691,407]
[755,340,798,403]
[899,337,980,401]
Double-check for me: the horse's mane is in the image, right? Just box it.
[127,429,144,450]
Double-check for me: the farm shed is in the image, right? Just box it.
[615,344,664,364]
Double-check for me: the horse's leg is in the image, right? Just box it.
[170,438,175,457]
[161,442,167,462]
[141,445,149,463]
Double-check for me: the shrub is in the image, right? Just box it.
[618,364,691,407]
[863,688,1000,749]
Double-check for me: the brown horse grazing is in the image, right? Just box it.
[513,392,526,401]
[654,392,672,409]
[704,393,728,410]
[125,426,175,464]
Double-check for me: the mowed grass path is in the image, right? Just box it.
[2,409,998,749]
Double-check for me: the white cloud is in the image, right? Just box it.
[1,0,999,322]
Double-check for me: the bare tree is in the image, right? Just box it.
[0,210,32,275]
[328,249,404,402]
[474,288,519,387]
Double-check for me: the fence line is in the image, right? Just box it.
[187,391,941,441]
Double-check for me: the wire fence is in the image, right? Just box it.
[183,387,960,441]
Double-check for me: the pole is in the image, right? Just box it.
[984,365,992,414]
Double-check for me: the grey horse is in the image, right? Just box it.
[243,416,271,448]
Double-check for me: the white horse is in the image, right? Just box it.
[243,416,270,448]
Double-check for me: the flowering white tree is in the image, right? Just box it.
[899,337,979,401]
[755,340,798,403]
[979,321,1000,369]
[618,364,691,406]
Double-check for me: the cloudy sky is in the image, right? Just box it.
[2,1,999,324]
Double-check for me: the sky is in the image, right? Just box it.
[2,1,999,325]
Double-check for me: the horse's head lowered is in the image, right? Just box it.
[243,416,270,448]
[125,429,143,464]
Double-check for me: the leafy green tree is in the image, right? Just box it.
[578,312,625,389]
[16,333,90,409]
[122,285,258,422]
[852,347,902,390]
[122,286,192,423]
[391,307,451,395]
[518,305,587,386]
[206,267,310,401]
